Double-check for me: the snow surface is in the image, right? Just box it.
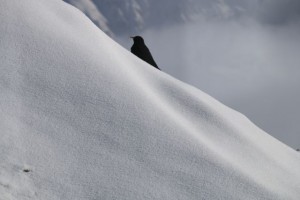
[0,0,300,199]
[64,0,113,36]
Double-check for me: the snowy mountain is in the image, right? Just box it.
[64,0,300,36]
[64,0,249,35]
[1,0,300,199]
[63,0,113,36]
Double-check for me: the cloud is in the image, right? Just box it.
[190,0,300,26]
[246,0,300,25]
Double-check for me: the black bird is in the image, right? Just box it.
[130,36,160,70]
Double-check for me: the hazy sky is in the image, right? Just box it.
[118,0,300,149]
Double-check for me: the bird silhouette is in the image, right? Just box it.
[130,36,160,70]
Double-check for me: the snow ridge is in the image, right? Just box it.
[0,0,300,199]
[64,0,113,36]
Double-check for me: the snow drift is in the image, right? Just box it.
[0,0,299,199]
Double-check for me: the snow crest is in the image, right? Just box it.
[0,0,300,199]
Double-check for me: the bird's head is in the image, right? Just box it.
[130,36,144,44]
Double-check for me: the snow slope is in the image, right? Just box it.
[0,0,299,199]
[63,0,113,36]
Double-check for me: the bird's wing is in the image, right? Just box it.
[131,44,160,70]
[143,46,159,69]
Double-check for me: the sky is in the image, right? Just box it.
[117,0,300,149]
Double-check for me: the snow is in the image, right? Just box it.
[0,0,300,199]
[64,0,113,36]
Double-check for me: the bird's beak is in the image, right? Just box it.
[130,36,134,39]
